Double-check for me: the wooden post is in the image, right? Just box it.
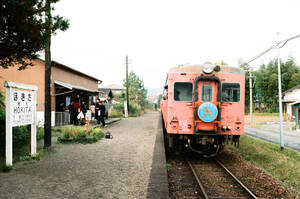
[30,90,37,155]
[5,86,12,166]
[85,120,89,133]
[126,55,129,114]
[44,0,52,148]
[85,110,91,133]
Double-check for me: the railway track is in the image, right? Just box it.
[186,158,258,199]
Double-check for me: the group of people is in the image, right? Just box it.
[68,98,106,127]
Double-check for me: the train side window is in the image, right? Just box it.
[174,82,193,101]
[222,83,240,102]
[202,85,212,101]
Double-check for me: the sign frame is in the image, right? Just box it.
[4,81,38,166]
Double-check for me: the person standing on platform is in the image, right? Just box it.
[73,99,80,125]
[95,99,101,125]
[90,103,95,120]
[99,100,106,127]
[79,101,87,125]
[68,101,75,124]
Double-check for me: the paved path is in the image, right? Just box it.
[245,126,300,151]
[0,112,168,199]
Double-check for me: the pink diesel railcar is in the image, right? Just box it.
[160,63,245,157]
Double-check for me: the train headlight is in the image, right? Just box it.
[202,62,214,74]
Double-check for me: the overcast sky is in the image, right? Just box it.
[51,0,300,89]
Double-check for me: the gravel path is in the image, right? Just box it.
[0,112,159,199]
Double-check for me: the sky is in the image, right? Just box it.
[51,0,300,89]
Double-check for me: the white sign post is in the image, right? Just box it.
[4,81,37,166]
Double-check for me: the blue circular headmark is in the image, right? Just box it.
[198,102,218,122]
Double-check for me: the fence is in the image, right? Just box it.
[55,112,70,126]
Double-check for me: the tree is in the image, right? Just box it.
[0,0,69,148]
[0,0,44,69]
[239,60,251,113]
[0,1,69,70]
[157,94,162,108]
[123,71,148,110]
[246,57,300,112]
[43,0,69,148]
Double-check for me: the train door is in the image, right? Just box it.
[196,80,219,131]
[168,81,194,134]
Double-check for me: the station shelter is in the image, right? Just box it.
[291,101,300,130]
[0,59,102,126]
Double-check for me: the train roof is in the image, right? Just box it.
[168,64,244,74]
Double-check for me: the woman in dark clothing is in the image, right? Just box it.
[81,101,87,114]
[99,101,106,126]
[95,99,101,124]
[68,101,75,124]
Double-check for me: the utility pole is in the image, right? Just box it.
[246,33,300,150]
[44,0,52,148]
[126,55,129,115]
[249,71,253,127]
[277,33,284,150]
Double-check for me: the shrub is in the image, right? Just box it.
[0,107,5,157]
[37,126,44,140]
[90,127,104,140]
[129,103,142,117]
[109,103,124,118]
[13,126,30,148]
[109,102,144,118]
[57,126,104,144]
[109,107,124,118]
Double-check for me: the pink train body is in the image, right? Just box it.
[160,63,245,157]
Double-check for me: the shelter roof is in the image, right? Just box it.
[283,84,300,95]
[54,80,99,93]
[37,58,102,83]
[290,100,300,106]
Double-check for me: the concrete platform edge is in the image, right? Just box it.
[146,114,169,199]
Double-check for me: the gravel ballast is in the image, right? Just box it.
[0,112,163,199]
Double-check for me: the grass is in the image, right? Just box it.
[0,161,13,172]
[57,126,104,144]
[109,108,124,118]
[227,135,300,194]
[166,163,172,171]
[0,149,48,172]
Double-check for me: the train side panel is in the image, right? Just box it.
[165,73,197,135]
[218,73,245,135]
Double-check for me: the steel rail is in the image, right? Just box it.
[214,158,258,199]
[186,159,209,199]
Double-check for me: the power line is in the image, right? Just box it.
[245,33,300,150]
[246,33,300,66]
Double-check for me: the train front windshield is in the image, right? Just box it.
[222,83,240,102]
[174,82,193,101]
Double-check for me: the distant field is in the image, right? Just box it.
[245,113,280,127]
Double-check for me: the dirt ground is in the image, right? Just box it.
[245,114,280,127]
[0,112,159,199]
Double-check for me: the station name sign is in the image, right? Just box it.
[10,90,34,127]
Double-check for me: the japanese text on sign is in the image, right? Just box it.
[10,90,34,127]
